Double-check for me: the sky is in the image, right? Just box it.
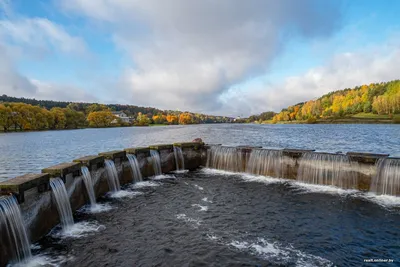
[1,0,400,117]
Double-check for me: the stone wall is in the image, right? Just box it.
[0,141,205,266]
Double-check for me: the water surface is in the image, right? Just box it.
[0,124,399,180]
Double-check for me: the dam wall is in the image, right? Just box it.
[0,141,204,266]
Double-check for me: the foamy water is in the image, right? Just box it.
[151,174,176,180]
[10,254,74,267]
[52,221,106,239]
[130,181,160,189]
[202,197,213,203]
[176,214,202,227]
[192,204,208,211]
[230,238,333,267]
[79,203,113,214]
[194,184,204,190]
[108,190,144,199]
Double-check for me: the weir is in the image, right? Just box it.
[174,146,185,171]
[104,160,121,192]
[81,166,97,207]
[1,140,400,266]
[150,150,162,176]
[127,154,143,182]
[246,149,283,177]
[0,196,32,265]
[370,158,400,196]
[49,178,74,230]
[297,153,359,189]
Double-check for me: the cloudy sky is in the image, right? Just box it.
[1,0,400,117]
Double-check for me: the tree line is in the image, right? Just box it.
[0,97,234,131]
[267,80,400,123]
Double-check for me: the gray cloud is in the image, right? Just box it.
[219,42,400,116]
[61,0,343,114]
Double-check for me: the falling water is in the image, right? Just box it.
[127,154,143,182]
[50,178,74,229]
[246,149,283,177]
[104,160,121,192]
[81,166,97,207]
[150,150,162,176]
[370,158,400,196]
[0,195,32,264]
[206,146,244,172]
[173,146,185,171]
[297,153,358,189]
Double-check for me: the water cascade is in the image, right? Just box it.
[206,146,244,172]
[81,166,97,207]
[297,153,358,189]
[49,178,74,229]
[104,160,121,192]
[173,146,185,171]
[246,149,283,177]
[0,195,32,264]
[150,150,162,176]
[370,158,400,196]
[127,154,143,182]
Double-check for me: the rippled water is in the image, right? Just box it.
[30,171,400,267]
[0,124,399,180]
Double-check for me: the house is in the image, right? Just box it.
[111,111,133,123]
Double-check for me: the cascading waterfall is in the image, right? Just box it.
[246,149,283,177]
[150,150,162,176]
[0,196,32,264]
[173,146,185,171]
[370,158,400,196]
[206,146,243,172]
[297,153,358,189]
[81,166,97,207]
[127,154,143,182]
[50,178,74,229]
[104,159,121,192]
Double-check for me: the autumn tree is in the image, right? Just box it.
[136,112,151,126]
[179,113,193,124]
[87,111,115,127]
[166,114,179,125]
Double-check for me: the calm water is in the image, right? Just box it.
[32,170,400,266]
[0,124,400,180]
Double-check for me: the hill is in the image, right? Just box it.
[261,80,400,124]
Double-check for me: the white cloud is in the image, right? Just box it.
[61,0,342,114]
[0,18,87,55]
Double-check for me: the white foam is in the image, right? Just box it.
[202,197,213,203]
[289,182,359,195]
[194,184,204,190]
[130,181,160,189]
[206,234,219,241]
[230,238,333,266]
[359,192,400,208]
[151,174,176,180]
[176,213,202,226]
[108,190,143,199]
[240,174,289,185]
[52,221,105,239]
[200,168,238,176]
[192,204,208,211]
[10,254,74,267]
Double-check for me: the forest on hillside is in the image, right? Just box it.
[269,80,400,123]
[0,96,233,131]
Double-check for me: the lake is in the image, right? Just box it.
[1,124,399,181]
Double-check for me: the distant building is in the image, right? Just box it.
[111,111,133,123]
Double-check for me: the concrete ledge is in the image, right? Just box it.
[73,155,104,171]
[124,147,150,155]
[99,150,126,160]
[0,173,50,203]
[346,152,389,164]
[42,162,81,178]
[149,144,173,151]
[282,148,315,158]
[174,142,204,150]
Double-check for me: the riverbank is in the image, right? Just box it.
[261,113,400,124]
